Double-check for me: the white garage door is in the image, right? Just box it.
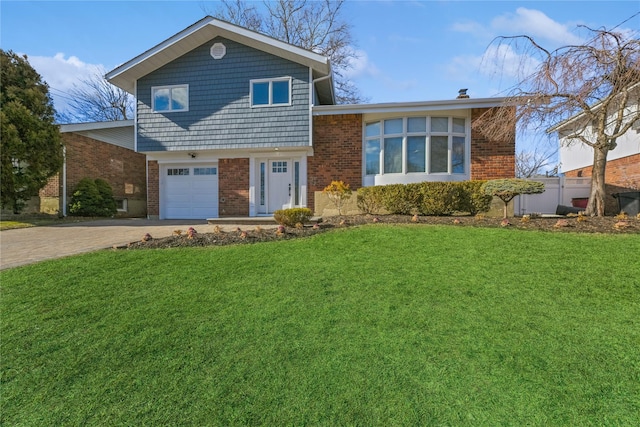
[163,165,218,219]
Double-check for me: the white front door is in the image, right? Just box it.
[268,160,292,212]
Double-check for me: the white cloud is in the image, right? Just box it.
[25,53,103,113]
[452,7,584,47]
[480,43,541,80]
[344,49,381,79]
[491,7,584,46]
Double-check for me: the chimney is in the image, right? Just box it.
[457,88,469,99]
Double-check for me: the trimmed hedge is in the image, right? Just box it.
[357,181,492,216]
[273,208,313,227]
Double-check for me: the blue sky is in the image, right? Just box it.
[2,0,638,115]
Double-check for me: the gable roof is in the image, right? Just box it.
[106,16,334,103]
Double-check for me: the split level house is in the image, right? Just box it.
[554,91,640,214]
[84,16,514,220]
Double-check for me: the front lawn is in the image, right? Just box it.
[2,225,639,425]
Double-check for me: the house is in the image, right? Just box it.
[105,16,515,220]
[38,120,147,217]
[555,100,640,214]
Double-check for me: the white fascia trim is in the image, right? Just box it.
[308,68,314,147]
[134,80,138,152]
[60,120,134,133]
[106,16,330,90]
[106,16,217,82]
[313,97,510,116]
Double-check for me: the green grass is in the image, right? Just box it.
[0,216,94,230]
[2,225,639,425]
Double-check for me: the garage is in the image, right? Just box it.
[162,164,218,219]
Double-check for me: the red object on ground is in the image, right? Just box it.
[571,198,589,209]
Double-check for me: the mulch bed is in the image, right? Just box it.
[122,214,639,250]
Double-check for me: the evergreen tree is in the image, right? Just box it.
[1,49,64,213]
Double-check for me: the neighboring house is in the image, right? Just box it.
[38,120,147,217]
[105,16,515,220]
[556,107,640,214]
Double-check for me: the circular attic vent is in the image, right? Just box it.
[210,43,226,59]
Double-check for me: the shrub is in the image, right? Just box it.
[273,208,313,227]
[380,184,420,215]
[322,181,352,215]
[356,187,384,214]
[482,178,545,218]
[68,178,117,217]
[94,178,117,216]
[458,180,493,215]
[418,182,461,216]
[355,181,492,216]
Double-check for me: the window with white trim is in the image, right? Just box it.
[152,85,189,112]
[250,78,291,106]
[365,116,467,176]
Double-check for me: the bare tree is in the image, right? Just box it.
[58,66,134,123]
[474,24,640,216]
[516,144,558,178]
[211,0,365,104]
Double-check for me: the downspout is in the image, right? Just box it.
[62,146,67,217]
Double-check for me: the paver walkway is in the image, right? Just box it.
[0,219,270,270]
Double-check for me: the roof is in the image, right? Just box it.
[106,16,334,103]
[313,96,510,116]
[60,120,135,151]
[547,82,640,134]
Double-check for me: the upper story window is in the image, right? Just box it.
[250,77,291,107]
[365,116,467,176]
[152,84,189,112]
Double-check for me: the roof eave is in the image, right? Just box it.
[312,97,511,115]
[106,16,331,94]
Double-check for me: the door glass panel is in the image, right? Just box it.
[260,162,265,206]
[294,161,300,205]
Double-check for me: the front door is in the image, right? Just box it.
[268,160,292,212]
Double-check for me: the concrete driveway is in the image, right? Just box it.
[0,219,266,270]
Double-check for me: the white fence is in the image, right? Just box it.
[513,177,591,215]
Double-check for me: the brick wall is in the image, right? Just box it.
[218,158,250,216]
[564,153,640,214]
[40,133,147,217]
[40,174,60,197]
[470,107,516,180]
[147,160,159,218]
[308,114,363,212]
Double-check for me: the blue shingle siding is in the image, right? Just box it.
[137,37,311,152]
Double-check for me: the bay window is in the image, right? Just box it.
[364,116,467,177]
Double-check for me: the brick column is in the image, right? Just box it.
[308,114,363,212]
[218,158,250,216]
[147,160,159,218]
[470,107,516,180]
